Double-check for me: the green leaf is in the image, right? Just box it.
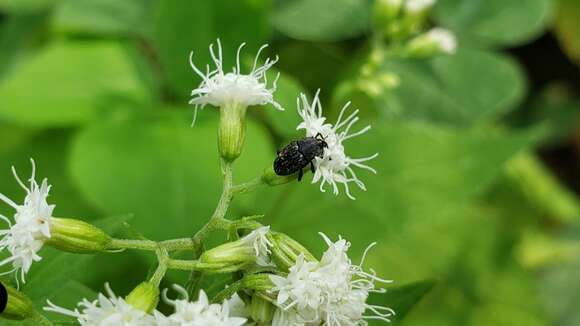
[273,0,371,41]
[0,0,55,13]
[434,0,553,47]
[149,0,271,98]
[69,111,272,240]
[0,41,150,127]
[355,48,526,127]
[371,279,436,324]
[52,0,154,36]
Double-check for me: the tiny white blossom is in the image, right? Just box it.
[405,0,435,12]
[241,226,273,266]
[44,283,157,326]
[189,39,283,124]
[270,233,394,325]
[426,28,457,54]
[155,285,247,326]
[296,91,378,199]
[0,159,54,284]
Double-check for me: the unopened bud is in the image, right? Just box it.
[373,0,403,31]
[261,166,298,186]
[218,103,247,162]
[404,28,457,58]
[125,282,159,313]
[269,232,316,271]
[46,218,112,253]
[250,295,274,325]
[0,282,35,320]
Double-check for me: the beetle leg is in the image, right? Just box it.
[310,161,315,173]
[298,168,303,182]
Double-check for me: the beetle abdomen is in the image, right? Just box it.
[274,142,310,175]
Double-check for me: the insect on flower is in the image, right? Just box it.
[273,133,328,181]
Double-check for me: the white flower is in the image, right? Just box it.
[189,39,283,124]
[270,233,395,325]
[0,159,54,284]
[241,226,273,266]
[155,285,247,326]
[44,283,157,326]
[405,0,435,12]
[426,28,457,54]
[296,91,378,200]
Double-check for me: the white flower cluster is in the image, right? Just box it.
[0,159,54,284]
[155,285,247,326]
[189,40,283,124]
[425,28,457,54]
[241,226,273,266]
[270,234,394,325]
[405,0,435,12]
[297,91,378,199]
[44,283,156,326]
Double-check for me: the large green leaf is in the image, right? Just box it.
[273,0,371,41]
[0,41,149,127]
[434,0,553,47]
[70,110,272,240]
[149,0,271,99]
[340,48,526,127]
[52,0,154,36]
[373,280,436,325]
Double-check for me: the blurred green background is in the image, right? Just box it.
[0,0,579,325]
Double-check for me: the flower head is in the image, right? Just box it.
[189,39,283,124]
[270,233,394,325]
[0,159,54,283]
[44,283,157,326]
[241,226,273,266]
[425,28,457,54]
[296,91,378,199]
[155,285,247,326]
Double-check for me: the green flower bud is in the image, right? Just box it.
[125,282,159,314]
[403,28,457,58]
[269,232,316,272]
[261,166,298,186]
[201,226,272,273]
[373,0,402,30]
[250,295,274,325]
[45,218,112,253]
[0,282,35,320]
[218,103,247,162]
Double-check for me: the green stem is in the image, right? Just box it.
[150,248,169,287]
[231,177,264,194]
[188,160,235,293]
[108,238,194,251]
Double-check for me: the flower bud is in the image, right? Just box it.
[373,0,402,30]
[125,281,159,314]
[201,226,272,272]
[250,295,274,325]
[269,232,316,272]
[0,282,35,320]
[218,103,248,162]
[404,28,457,58]
[45,218,112,253]
[261,166,297,186]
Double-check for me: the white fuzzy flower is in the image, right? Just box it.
[189,39,283,124]
[241,226,273,266]
[405,0,435,12]
[44,283,156,326]
[270,233,394,325]
[296,91,378,200]
[426,28,457,54]
[0,159,54,284]
[155,285,247,326]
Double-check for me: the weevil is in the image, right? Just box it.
[273,133,328,181]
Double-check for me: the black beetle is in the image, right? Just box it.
[274,133,328,181]
[0,281,7,313]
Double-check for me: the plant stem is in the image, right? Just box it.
[150,248,169,287]
[188,160,234,293]
[108,238,195,251]
[231,176,264,194]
